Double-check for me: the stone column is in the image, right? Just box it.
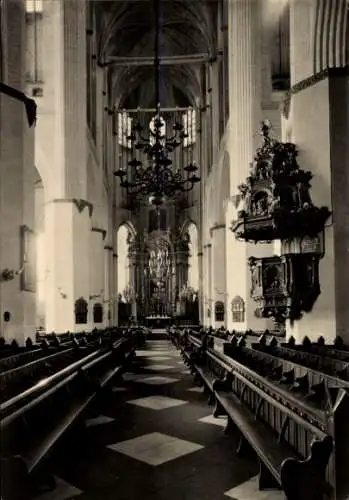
[211,225,226,327]
[112,253,118,325]
[226,0,273,333]
[89,228,105,328]
[207,244,213,326]
[228,0,262,191]
[283,0,349,343]
[0,0,36,344]
[35,181,46,329]
[42,0,91,333]
[202,246,208,326]
[260,0,282,135]
[198,251,204,324]
[104,245,113,326]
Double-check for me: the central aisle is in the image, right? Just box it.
[38,338,283,500]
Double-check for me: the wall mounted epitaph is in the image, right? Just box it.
[231,122,331,242]
[75,297,88,324]
[20,225,36,292]
[215,301,225,322]
[249,254,321,321]
[231,296,245,323]
[93,303,103,323]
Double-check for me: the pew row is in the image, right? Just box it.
[0,330,141,500]
[0,337,103,403]
[0,330,103,373]
[180,333,349,500]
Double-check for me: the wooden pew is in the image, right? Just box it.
[0,331,112,403]
[0,330,99,374]
[0,331,138,500]
[251,334,349,381]
[181,332,349,500]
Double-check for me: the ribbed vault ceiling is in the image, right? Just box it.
[96,0,218,107]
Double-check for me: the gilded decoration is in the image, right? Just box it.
[231,121,331,242]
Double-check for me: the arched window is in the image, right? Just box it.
[117,224,131,297]
[118,111,132,148]
[231,296,245,323]
[215,301,225,322]
[183,108,196,147]
[75,297,88,324]
[149,115,166,146]
[26,0,43,12]
[25,0,44,84]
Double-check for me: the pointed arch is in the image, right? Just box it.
[116,221,136,299]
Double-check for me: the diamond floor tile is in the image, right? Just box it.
[224,475,284,499]
[112,387,127,392]
[85,415,115,427]
[136,350,175,357]
[127,395,188,410]
[187,387,203,393]
[136,376,179,385]
[147,364,174,371]
[123,373,152,381]
[107,432,204,466]
[36,476,82,500]
[198,415,228,427]
[145,356,172,361]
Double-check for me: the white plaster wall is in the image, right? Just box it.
[0,0,36,344]
[283,79,337,342]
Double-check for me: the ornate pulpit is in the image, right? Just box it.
[231,122,331,323]
[231,122,331,242]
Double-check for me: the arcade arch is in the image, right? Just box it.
[116,223,132,299]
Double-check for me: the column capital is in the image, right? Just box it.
[51,198,94,217]
[91,227,107,240]
[210,223,225,232]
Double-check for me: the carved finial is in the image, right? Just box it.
[334,335,344,348]
[317,336,325,346]
[287,336,296,347]
[258,332,267,347]
[302,335,312,349]
[269,336,278,349]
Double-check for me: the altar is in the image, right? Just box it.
[145,315,172,328]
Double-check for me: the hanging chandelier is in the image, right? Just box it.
[113,0,200,206]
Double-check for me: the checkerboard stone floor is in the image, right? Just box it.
[36,337,284,500]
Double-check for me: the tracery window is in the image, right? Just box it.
[231,296,245,323]
[25,0,43,83]
[118,111,132,149]
[183,109,196,147]
[149,115,166,146]
[26,0,43,12]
